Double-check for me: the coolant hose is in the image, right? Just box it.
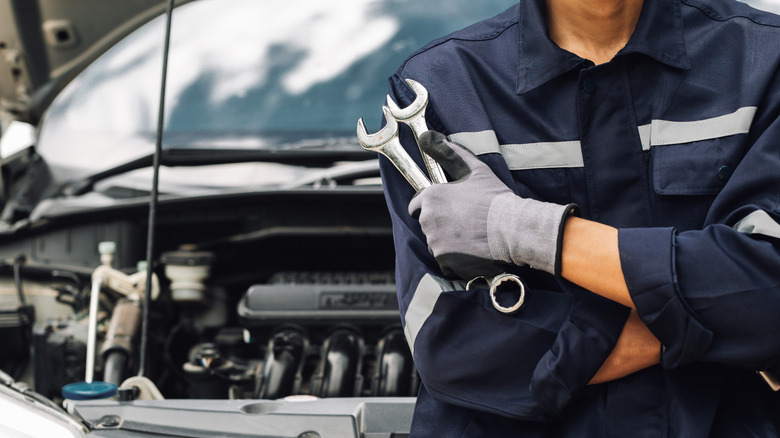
[101,299,141,385]
[103,351,127,386]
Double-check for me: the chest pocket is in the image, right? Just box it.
[651,136,748,196]
[644,107,756,196]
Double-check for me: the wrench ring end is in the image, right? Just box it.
[489,274,526,314]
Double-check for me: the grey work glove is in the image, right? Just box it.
[408,131,578,279]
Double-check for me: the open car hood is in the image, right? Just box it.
[0,0,185,124]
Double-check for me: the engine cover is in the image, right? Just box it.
[238,283,399,326]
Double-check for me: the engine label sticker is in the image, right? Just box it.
[319,292,398,309]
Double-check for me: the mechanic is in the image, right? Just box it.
[379,0,780,436]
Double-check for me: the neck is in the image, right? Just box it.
[546,0,644,65]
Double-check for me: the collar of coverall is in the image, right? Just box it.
[516,0,691,95]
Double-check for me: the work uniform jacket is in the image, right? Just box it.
[379,0,780,436]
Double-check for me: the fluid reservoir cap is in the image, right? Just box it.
[62,381,117,400]
[98,241,117,255]
[161,250,215,266]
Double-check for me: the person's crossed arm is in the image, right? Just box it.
[409,131,660,384]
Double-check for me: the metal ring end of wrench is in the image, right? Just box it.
[489,273,526,314]
[466,275,488,291]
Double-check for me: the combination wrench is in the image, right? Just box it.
[357,106,432,192]
[357,85,526,314]
[385,79,448,185]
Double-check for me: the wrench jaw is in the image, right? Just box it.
[386,94,431,138]
[356,109,398,149]
[386,79,448,185]
[356,107,432,192]
[385,79,428,122]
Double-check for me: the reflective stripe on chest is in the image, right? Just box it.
[447,106,757,169]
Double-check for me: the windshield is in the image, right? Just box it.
[36,0,518,177]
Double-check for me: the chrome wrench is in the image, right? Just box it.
[386,79,448,184]
[357,106,432,192]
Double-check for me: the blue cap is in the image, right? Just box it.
[62,381,118,400]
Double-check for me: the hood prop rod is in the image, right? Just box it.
[138,0,175,378]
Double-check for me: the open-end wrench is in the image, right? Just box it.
[357,106,432,192]
[386,79,448,185]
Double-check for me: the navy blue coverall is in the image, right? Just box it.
[379,0,780,435]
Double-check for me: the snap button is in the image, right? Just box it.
[582,78,596,94]
[717,165,733,182]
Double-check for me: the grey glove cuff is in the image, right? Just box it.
[487,192,578,275]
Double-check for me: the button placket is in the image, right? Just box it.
[717,165,733,182]
[582,78,597,94]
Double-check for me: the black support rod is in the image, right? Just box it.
[138,0,175,378]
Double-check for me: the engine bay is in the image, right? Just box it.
[0,187,415,404]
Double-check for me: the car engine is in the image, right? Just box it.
[0,186,416,404]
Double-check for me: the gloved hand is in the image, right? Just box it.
[408,131,578,279]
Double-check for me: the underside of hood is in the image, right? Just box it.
[0,0,184,125]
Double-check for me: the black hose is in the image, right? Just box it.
[103,351,127,386]
[102,298,141,386]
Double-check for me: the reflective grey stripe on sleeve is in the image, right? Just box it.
[449,130,583,170]
[403,274,464,356]
[638,106,757,150]
[733,210,780,240]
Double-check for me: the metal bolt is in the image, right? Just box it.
[99,416,121,428]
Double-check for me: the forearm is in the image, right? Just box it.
[560,216,661,382]
[560,216,634,308]
[588,310,660,384]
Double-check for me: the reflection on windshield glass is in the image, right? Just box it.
[165,0,401,134]
[38,0,517,175]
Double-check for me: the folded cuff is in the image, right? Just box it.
[618,227,713,368]
[530,290,629,415]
